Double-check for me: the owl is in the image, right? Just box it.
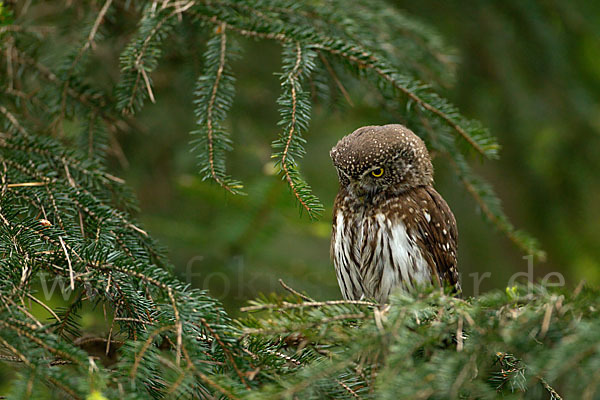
[330,124,460,303]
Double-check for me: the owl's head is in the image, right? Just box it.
[330,124,434,198]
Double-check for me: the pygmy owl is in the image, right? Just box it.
[330,124,460,303]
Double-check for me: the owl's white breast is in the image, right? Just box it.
[333,208,431,303]
[374,213,431,293]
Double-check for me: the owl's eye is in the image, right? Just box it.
[371,167,384,177]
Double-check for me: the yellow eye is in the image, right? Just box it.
[371,168,384,177]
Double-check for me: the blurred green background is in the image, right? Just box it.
[106,1,600,312]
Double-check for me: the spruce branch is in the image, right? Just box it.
[279,278,315,302]
[117,2,195,115]
[317,51,354,106]
[310,41,499,159]
[9,47,130,146]
[239,284,598,398]
[57,0,114,132]
[0,124,256,396]
[272,41,323,218]
[0,105,30,138]
[192,10,499,159]
[241,299,377,313]
[191,23,244,194]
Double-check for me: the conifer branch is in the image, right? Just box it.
[198,317,251,389]
[190,22,244,194]
[57,0,114,130]
[312,42,498,158]
[317,51,354,106]
[279,278,315,302]
[281,42,312,213]
[241,299,377,312]
[193,11,498,159]
[185,352,242,400]
[0,337,31,366]
[205,24,239,193]
[0,320,79,364]
[117,2,195,115]
[130,324,174,378]
[272,41,323,218]
[0,105,29,138]
[10,48,127,138]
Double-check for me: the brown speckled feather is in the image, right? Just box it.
[399,186,459,291]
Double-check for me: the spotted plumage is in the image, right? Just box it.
[330,124,460,303]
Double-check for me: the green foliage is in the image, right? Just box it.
[0,127,252,397]
[0,0,593,398]
[240,284,599,399]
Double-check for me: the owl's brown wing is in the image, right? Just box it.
[404,186,460,292]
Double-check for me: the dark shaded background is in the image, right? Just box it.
[107,1,600,311]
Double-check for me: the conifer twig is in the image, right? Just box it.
[0,336,31,366]
[279,279,315,302]
[105,302,119,356]
[58,236,75,291]
[84,0,113,53]
[26,293,61,323]
[0,320,78,363]
[241,299,377,312]
[140,67,156,103]
[167,287,182,366]
[205,23,237,193]
[124,1,195,113]
[280,42,315,216]
[180,345,241,400]
[58,0,114,133]
[130,325,174,378]
[317,51,354,106]
[6,182,46,188]
[198,317,251,390]
[266,348,302,366]
[336,378,361,399]
[65,0,114,78]
[539,376,563,400]
[0,105,29,138]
